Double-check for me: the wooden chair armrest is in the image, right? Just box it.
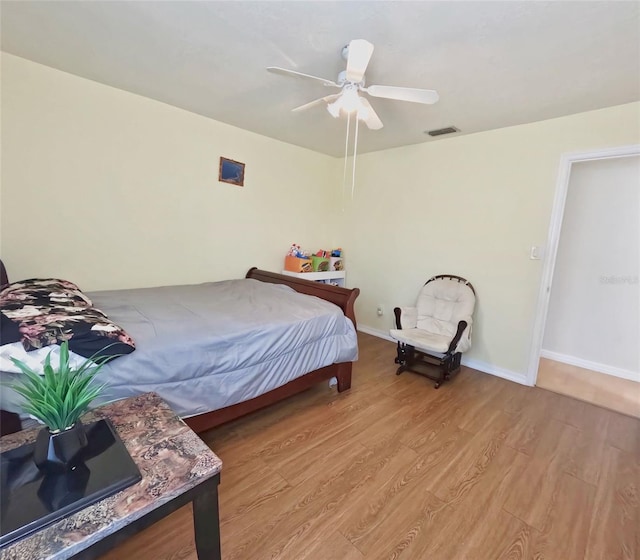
[445,320,469,355]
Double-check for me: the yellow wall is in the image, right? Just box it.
[2,52,639,381]
[340,102,640,380]
[0,53,340,290]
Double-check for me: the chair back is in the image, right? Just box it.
[416,275,475,337]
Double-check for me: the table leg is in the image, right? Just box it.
[192,476,221,560]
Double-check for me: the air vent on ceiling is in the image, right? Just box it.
[426,126,459,137]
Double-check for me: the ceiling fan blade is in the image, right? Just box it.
[366,85,439,104]
[358,97,383,130]
[345,39,374,83]
[292,94,341,112]
[267,67,339,88]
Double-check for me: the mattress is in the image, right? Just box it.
[0,278,358,419]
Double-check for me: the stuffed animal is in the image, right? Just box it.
[287,244,302,257]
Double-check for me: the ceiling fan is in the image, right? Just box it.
[267,39,439,130]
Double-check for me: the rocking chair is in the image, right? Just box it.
[390,274,476,388]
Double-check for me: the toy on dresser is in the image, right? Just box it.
[330,248,344,271]
[285,244,313,272]
[287,244,307,258]
[284,244,344,274]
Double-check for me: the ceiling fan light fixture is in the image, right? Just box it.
[357,106,370,120]
[327,101,341,118]
[340,87,361,114]
[326,89,365,118]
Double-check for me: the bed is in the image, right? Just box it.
[0,264,359,435]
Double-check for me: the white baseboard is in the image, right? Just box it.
[461,358,530,386]
[357,325,531,386]
[358,324,395,342]
[540,349,639,382]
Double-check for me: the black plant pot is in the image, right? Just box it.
[37,462,91,512]
[33,420,88,473]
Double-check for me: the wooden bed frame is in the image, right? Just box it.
[185,268,359,433]
[0,264,360,436]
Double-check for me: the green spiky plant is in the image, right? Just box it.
[9,341,110,432]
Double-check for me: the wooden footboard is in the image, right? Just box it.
[185,268,359,433]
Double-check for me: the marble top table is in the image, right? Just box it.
[0,392,222,560]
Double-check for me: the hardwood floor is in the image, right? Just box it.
[99,333,639,560]
[537,357,640,418]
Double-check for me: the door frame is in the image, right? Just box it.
[526,143,640,386]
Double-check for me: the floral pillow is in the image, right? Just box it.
[1,278,92,308]
[0,278,135,359]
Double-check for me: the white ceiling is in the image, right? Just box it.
[2,1,639,157]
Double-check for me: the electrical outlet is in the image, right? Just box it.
[377,304,384,316]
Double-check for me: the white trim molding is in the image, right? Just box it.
[540,350,639,383]
[462,358,530,386]
[526,143,640,386]
[358,324,395,342]
[358,325,530,386]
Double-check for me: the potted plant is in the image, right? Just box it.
[8,341,110,473]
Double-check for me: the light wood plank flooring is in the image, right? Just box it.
[537,357,640,418]
[100,333,639,560]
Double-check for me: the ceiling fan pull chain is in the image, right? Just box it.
[352,116,359,200]
[342,111,352,210]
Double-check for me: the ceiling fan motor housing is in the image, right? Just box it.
[337,70,364,87]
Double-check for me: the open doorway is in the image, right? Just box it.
[527,145,640,416]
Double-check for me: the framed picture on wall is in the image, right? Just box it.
[219,157,245,187]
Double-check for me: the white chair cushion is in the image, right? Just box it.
[417,278,475,323]
[416,278,475,336]
[390,328,451,354]
[396,306,417,329]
